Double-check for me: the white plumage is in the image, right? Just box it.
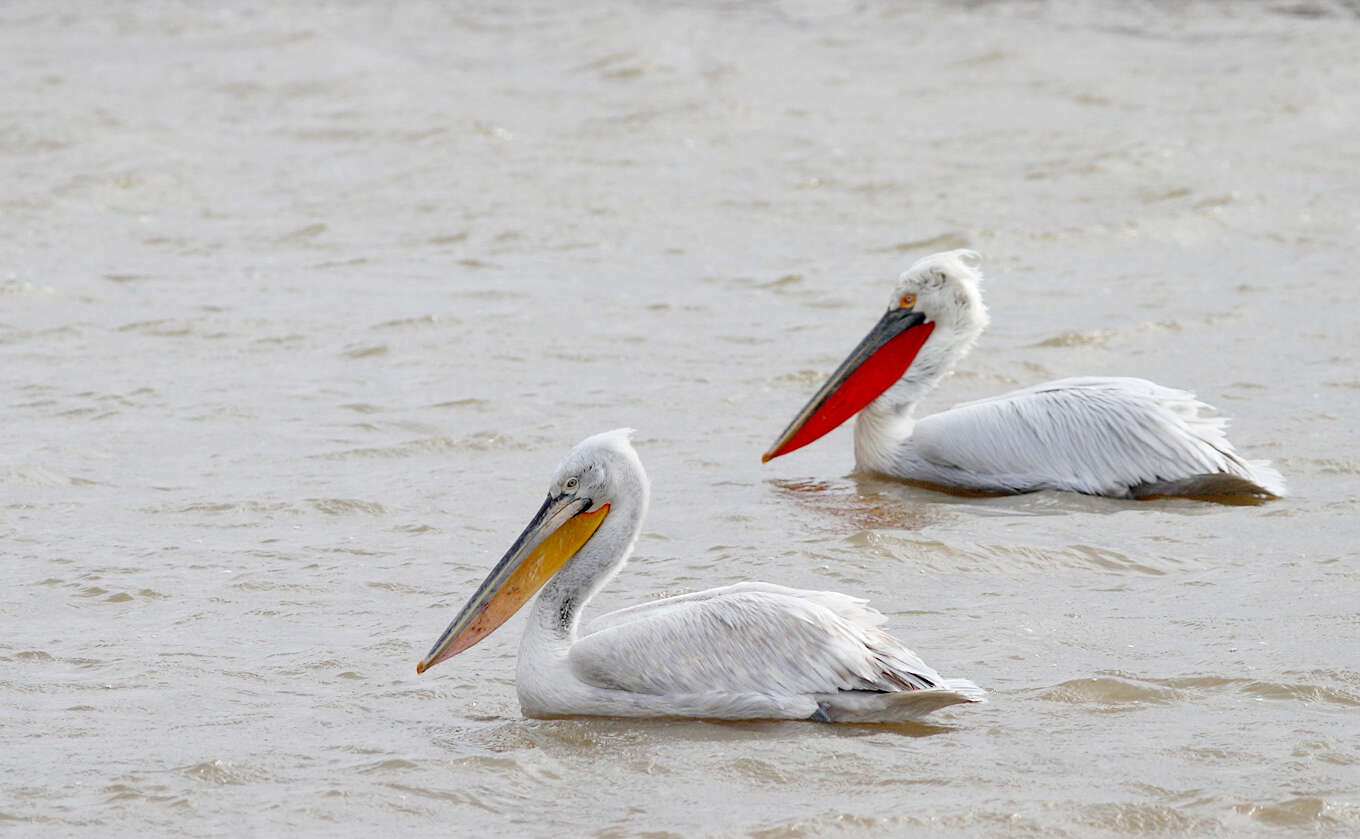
[769,250,1285,499]
[544,581,983,722]
[904,377,1286,497]
[422,430,984,723]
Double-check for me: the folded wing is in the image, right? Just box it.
[912,376,1285,497]
[571,582,944,698]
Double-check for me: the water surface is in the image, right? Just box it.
[4,1,1359,835]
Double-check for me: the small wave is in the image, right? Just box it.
[169,501,301,516]
[1039,676,1182,707]
[356,758,421,774]
[276,222,326,242]
[366,580,426,594]
[253,333,307,345]
[1033,328,1115,348]
[723,757,792,784]
[1150,672,1360,706]
[341,343,389,359]
[1032,320,1182,349]
[449,288,517,301]
[433,719,591,758]
[1234,797,1353,828]
[1078,801,1210,832]
[1,465,83,487]
[176,760,270,786]
[883,232,973,254]
[311,432,522,460]
[370,315,447,331]
[1314,457,1359,475]
[383,781,493,809]
[339,402,383,414]
[311,257,369,269]
[428,398,487,410]
[1239,680,1360,707]
[1063,672,1360,708]
[772,368,833,388]
[428,231,468,245]
[115,319,193,337]
[392,523,438,534]
[101,782,175,805]
[456,258,500,270]
[307,498,389,516]
[0,280,58,297]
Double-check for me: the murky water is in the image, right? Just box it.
[4,1,1359,835]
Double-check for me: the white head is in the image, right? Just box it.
[763,250,992,462]
[888,249,989,345]
[547,428,648,512]
[417,429,649,673]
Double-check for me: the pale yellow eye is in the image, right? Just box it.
[899,293,916,309]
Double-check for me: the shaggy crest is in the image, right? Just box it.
[886,249,989,340]
[581,427,637,454]
[899,249,983,290]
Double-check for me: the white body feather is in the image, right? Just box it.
[519,582,982,722]
[850,252,1284,499]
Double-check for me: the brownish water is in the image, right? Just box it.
[4,1,1359,835]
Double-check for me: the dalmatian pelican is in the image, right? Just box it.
[762,250,1285,499]
[417,429,984,722]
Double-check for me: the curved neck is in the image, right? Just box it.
[852,322,975,472]
[528,477,648,643]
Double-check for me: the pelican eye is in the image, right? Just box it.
[899,293,916,309]
[564,476,579,492]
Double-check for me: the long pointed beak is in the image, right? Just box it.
[416,495,610,674]
[762,308,933,462]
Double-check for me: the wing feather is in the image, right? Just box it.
[912,377,1284,496]
[570,583,943,698]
